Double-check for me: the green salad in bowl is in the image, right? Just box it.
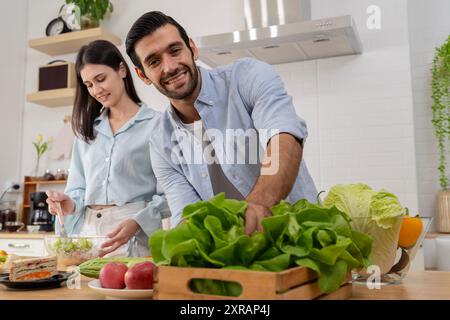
[45,235,108,270]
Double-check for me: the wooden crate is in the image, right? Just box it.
[154,266,352,300]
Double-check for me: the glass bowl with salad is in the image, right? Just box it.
[44,235,108,271]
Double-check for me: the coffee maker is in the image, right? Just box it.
[29,192,54,232]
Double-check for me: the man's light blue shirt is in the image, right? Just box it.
[62,104,171,237]
[150,58,317,226]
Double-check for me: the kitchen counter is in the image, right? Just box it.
[0,275,103,300]
[0,232,54,239]
[1,271,450,300]
[351,271,450,299]
[426,232,450,239]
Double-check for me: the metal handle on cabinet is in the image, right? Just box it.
[8,243,30,249]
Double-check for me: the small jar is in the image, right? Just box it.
[43,169,55,181]
[55,168,65,180]
[64,169,70,180]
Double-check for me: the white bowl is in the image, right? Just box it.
[26,225,40,233]
[88,280,154,300]
[44,235,108,270]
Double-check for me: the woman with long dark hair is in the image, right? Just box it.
[46,40,170,257]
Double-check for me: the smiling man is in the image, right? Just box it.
[126,11,317,235]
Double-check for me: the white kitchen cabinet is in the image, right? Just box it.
[0,238,47,257]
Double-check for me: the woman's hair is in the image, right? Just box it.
[72,40,141,142]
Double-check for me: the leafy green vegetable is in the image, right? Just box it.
[149,192,373,294]
[370,190,405,228]
[323,184,404,274]
[79,257,153,279]
[52,237,93,254]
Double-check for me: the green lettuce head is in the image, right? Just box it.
[323,184,405,274]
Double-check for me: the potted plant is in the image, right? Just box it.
[65,0,113,29]
[31,134,53,180]
[431,35,450,232]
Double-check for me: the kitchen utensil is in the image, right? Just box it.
[29,192,54,232]
[55,202,67,237]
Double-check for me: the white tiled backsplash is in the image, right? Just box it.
[408,0,450,230]
[273,0,420,216]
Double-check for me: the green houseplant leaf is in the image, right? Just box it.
[65,0,113,27]
[431,35,450,189]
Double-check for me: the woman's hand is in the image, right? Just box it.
[45,190,75,216]
[99,219,141,257]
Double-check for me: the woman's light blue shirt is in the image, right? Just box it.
[62,104,171,237]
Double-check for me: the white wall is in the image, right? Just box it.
[17,0,450,220]
[274,0,419,214]
[407,0,450,230]
[0,1,28,199]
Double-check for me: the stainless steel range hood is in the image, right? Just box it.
[195,0,363,67]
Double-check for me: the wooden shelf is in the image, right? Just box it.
[29,27,122,56]
[426,232,450,239]
[26,88,75,107]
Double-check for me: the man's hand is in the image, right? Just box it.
[245,201,272,235]
[244,133,303,235]
[100,219,141,257]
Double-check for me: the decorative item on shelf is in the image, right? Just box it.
[59,3,81,31]
[45,3,81,36]
[431,35,450,232]
[46,16,71,37]
[38,60,76,92]
[32,134,53,179]
[65,0,113,30]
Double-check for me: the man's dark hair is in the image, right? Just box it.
[126,11,192,72]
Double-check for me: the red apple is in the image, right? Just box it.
[99,262,128,289]
[124,261,155,289]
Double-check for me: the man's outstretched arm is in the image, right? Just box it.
[245,133,302,235]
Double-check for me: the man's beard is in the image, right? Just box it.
[156,60,199,100]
